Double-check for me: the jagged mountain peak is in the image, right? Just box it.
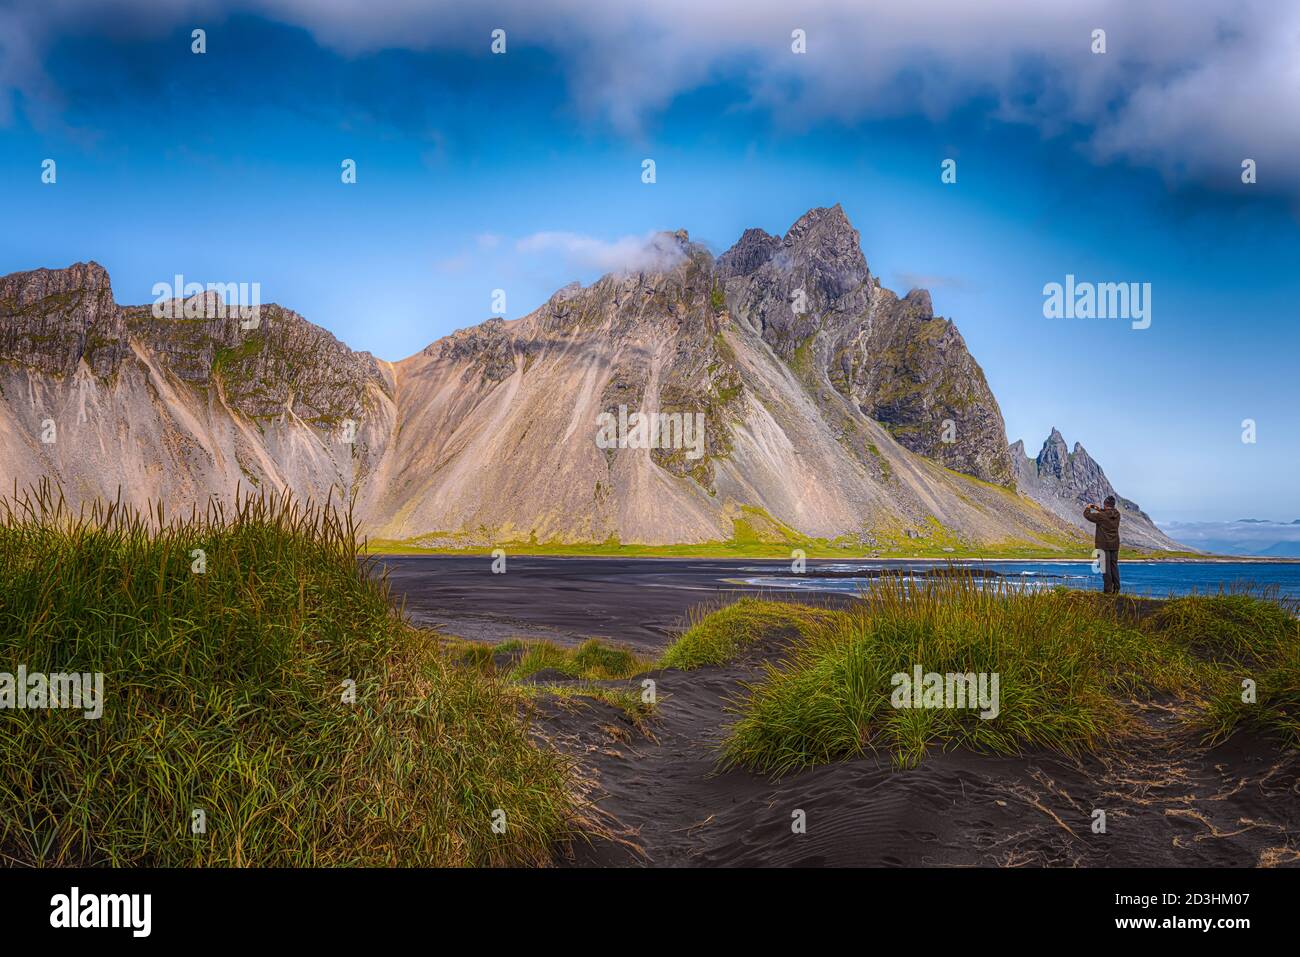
[719,205,868,288]
[1028,429,1100,474]
[1012,428,1183,551]
[717,228,781,277]
[1037,428,1071,478]
[784,202,852,234]
[784,203,854,241]
[713,204,1010,485]
[897,288,935,319]
[781,204,870,293]
[3,260,110,290]
[717,206,872,349]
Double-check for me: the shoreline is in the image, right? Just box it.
[374,554,1300,655]
[368,548,1299,564]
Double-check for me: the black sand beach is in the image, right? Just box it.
[541,665,1300,867]
[377,555,837,652]
[377,555,1300,867]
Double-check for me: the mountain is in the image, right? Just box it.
[0,206,1166,552]
[0,262,392,515]
[1010,429,1184,551]
[1159,519,1300,557]
[718,207,1013,485]
[1259,540,1300,558]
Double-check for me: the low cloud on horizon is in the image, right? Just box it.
[1158,519,1300,558]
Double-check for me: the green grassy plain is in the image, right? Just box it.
[363,502,1235,560]
[367,538,1217,561]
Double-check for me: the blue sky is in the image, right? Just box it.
[1,2,1297,522]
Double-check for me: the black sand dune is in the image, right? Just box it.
[378,556,1300,867]
[540,655,1300,867]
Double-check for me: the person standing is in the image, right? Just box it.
[1083,496,1122,594]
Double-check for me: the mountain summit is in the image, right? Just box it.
[716,205,1012,485]
[0,207,1173,551]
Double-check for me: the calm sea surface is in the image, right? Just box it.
[735,560,1300,601]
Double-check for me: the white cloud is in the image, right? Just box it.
[895,272,975,293]
[5,0,1300,195]
[515,230,687,273]
[433,251,471,274]
[1158,519,1300,557]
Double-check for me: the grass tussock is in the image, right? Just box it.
[0,480,583,867]
[1146,593,1300,747]
[658,597,842,670]
[504,638,648,682]
[660,575,1297,774]
[517,681,658,733]
[1146,593,1296,663]
[449,636,656,728]
[449,635,648,682]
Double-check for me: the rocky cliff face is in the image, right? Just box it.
[1010,429,1185,551]
[0,206,1173,552]
[0,262,125,377]
[718,206,1013,485]
[0,267,394,515]
[123,300,390,424]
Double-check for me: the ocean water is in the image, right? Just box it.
[736,560,1300,602]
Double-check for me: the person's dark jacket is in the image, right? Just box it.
[1084,505,1121,550]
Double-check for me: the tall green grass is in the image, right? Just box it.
[449,637,657,728]
[1146,594,1300,746]
[717,576,1203,772]
[0,481,584,866]
[505,638,648,682]
[659,575,1298,774]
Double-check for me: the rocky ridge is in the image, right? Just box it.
[0,206,1176,551]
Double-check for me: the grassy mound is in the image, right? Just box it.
[499,638,648,682]
[1146,594,1300,746]
[661,577,1297,773]
[1146,593,1296,662]
[659,597,841,669]
[0,482,582,866]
